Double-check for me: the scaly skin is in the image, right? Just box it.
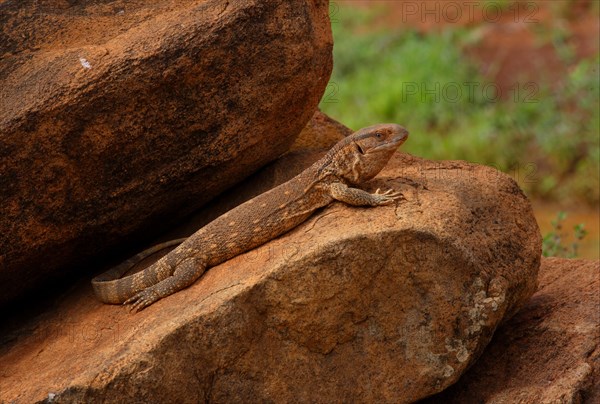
[92,123,409,312]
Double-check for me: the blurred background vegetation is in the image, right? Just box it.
[319,0,599,258]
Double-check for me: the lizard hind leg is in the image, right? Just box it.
[125,256,207,312]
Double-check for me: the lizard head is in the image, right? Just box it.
[334,123,409,184]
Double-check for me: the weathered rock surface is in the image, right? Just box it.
[0,0,332,305]
[425,257,600,404]
[0,153,540,403]
[158,111,350,239]
[289,109,353,152]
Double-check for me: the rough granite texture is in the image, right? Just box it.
[0,0,332,305]
[425,257,600,404]
[288,110,353,152]
[0,153,541,403]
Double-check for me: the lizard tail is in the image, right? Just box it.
[91,238,187,304]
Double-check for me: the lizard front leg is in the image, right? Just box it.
[124,256,207,312]
[329,182,403,206]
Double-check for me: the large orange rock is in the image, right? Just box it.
[425,257,600,404]
[0,152,540,403]
[0,0,332,305]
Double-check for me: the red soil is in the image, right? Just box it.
[347,0,599,96]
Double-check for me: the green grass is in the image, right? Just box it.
[542,211,588,258]
[320,6,600,205]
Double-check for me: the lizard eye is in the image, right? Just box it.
[375,132,383,139]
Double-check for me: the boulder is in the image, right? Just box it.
[0,152,540,403]
[0,0,332,305]
[288,109,353,152]
[425,257,600,404]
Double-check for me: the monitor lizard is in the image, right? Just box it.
[92,123,409,312]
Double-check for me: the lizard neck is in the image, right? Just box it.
[313,140,363,186]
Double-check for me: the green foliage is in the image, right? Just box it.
[524,54,600,203]
[542,211,588,258]
[321,6,600,205]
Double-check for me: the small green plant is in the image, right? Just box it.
[542,211,588,258]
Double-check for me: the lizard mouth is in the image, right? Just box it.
[393,130,409,145]
[368,134,408,153]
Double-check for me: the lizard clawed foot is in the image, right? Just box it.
[124,288,160,313]
[373,187,404,205]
